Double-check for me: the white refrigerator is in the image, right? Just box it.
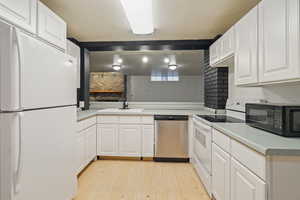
[0,20,77,200]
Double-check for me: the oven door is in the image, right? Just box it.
[193,119,212,174]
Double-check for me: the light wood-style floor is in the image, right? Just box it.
[74,160,211,200]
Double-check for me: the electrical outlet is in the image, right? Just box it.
[79,101,85,108]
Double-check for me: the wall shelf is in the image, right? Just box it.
[90,90,123,93]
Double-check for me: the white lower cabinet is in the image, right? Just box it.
[193,127,268,200]
[142,125,154,157]
[97,124,118,156]
[119,125,142,156]
[212,143,230,200]
[231,157,266,200]
[86,126,97,162]
[97,115,154,157]
[76,124,97,174]
[77,132,86,173]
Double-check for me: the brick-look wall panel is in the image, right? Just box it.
[203,50,228,109]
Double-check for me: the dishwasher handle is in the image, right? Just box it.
[154,115,188,121]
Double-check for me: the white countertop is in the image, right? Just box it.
[77,108,215,121]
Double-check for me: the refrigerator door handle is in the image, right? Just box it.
[14,112,24,194]
[13,27,22,111]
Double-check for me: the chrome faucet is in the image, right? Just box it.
[122,100,129,109]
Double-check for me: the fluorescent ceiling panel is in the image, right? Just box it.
[120,0,154,35]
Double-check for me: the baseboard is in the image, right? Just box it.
[153,157,190,162]
[98,156,142,161]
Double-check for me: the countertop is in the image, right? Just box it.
[211,123,300,156]
[78,109,300,156]
[77,108,215,121]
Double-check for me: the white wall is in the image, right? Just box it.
[229,66,300,104]
[127,75,204,102]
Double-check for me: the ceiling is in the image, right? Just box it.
[40,0,260,41]
[90,50,205,76]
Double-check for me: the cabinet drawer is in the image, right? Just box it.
[97,116,119,124]
[119,116,141,124]
[77,117,96,132]
[231,139,266,180]
[141,116,154,124]
[212,129,230,153]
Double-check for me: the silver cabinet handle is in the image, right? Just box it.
[14,112,24,194]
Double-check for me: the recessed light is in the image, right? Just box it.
[168,64,177,71]
[112,65,121,71]
[117,58,123,64]
[164,57,170,63]
[142,56,149,63]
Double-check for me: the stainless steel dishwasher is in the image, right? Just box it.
[154,115,189,162]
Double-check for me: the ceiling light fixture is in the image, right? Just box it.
[112,65,121,71]
[168,64,177,71]
[142,56,149,63]
[117,58,123,64]
[164,57,170,63]
[120,0,154,35]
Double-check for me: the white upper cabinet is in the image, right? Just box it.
[220,27,235,61]
[210,42,220,66]
[67,40,81,88]
[37,2,67,50]
[234,6,259,86]
[0,0,37,33]
[231,158,266,200]
[209,26,235,67]
[258,0,300,83]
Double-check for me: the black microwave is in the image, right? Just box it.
[246,103,300,137]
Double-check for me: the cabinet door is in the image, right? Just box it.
[67,40,81,88]
[235,6,259,85]
[142,125,154,157]
[221,27,235,60]
[97,124,118,156]
[0,0,37,33]
[212,144,230,200]
[76,132,86,173]
[210,42,219,66]
[85,125,97,162]
[37,2,66,50]
[231,158,266,200]
[258,0,300,83]
[119,125,142,157]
